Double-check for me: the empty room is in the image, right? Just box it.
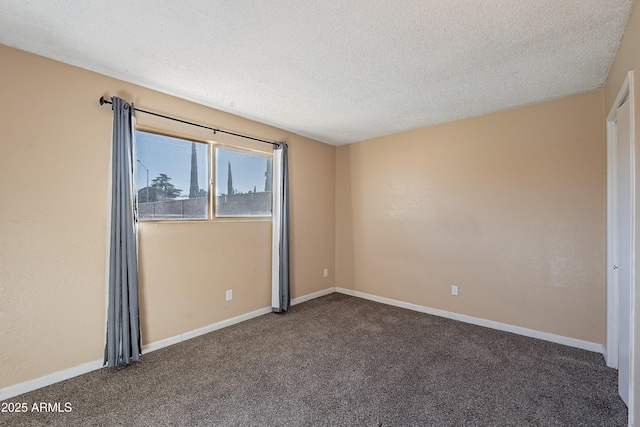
[1,1,640,426]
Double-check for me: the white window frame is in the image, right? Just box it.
[135,127,273,222]
[213,145,273,219]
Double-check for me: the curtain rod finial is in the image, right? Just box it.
[99,96,108,105]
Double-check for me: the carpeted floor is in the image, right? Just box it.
[0,293,627,426]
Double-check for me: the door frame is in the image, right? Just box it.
[606,70,636,419]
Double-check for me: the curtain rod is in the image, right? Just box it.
[99,96,279,147]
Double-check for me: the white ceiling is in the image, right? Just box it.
[0,1,634,146]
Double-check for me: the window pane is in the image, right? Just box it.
[215,147,272,217]
[136,131,209,220]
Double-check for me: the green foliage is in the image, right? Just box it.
[151,173,182,201]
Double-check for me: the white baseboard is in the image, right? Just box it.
[291,287,336,306]
[0,288,334,402]
[143,306,273,353]
[3,286,602,402]
[335,287,605,354]
[0,358,104,402]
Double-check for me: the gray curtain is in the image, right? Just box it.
[272,142,290,313]
[104,97,141,367]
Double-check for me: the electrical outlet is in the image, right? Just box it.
[451,285,459,296]
[323,268,328,277]
[225,289,233,301]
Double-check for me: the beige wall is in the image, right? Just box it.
[0,44,335,389]
[336,91,607,343]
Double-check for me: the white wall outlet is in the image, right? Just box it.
[225,289,233,301]
[451,285,459,296]
[323,268,328,277]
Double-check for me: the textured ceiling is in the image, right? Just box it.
[0,1,634,145]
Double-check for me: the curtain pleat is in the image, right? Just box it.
[104,97,141,367]
[272,142,290,313]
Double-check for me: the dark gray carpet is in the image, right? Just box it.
[0,293,627,426]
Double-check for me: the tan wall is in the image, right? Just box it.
[0,44,335,389]
[336,91,607,343]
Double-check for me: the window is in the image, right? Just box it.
[135,130,272,220]
[215,147,272,217]
[136,131,209,220]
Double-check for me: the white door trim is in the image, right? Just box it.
[606,70,636,423]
